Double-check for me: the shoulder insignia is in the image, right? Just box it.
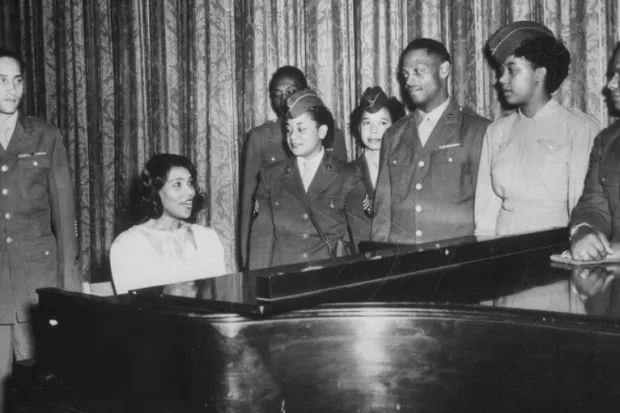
[363,193,373,218]
[252,198,260,219]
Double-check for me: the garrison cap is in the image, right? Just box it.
[487,21,555,64]
[359,86,390,114]
[286,89,325,119]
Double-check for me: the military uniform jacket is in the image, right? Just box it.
[239,118,348,268]
[348,155,374,242]
[0,113,79,323]
[570,120,620,242]
[248,153,369,270]
[371,100,490,244]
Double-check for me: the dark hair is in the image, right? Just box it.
[399,38,451,70]
[513,36,570,95]
[0,47,24,73]
[138,153,205,223]
[269,66,308,90]
[350,97,406,147]
[304,105,335,148]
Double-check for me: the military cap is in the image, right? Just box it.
[487,21,555,64]
[286,89,325,119]
[359,86,390,114]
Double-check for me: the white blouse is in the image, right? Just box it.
[110,222,226,294]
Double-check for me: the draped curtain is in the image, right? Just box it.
[0,0,618,292]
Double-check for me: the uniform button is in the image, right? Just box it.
[45,250,50,256]
[302,213,309,220]
[415,183,422,190]
[1,189,7,195]
[33,161,39,166]
[415,230,422,237]
[274,200,280,207]
[302,252,308,259]
[4,213,10,219]
[415,205,422,212]
[270,156,276,162]
[0,165,7,172]
[418,161,425,167]
[301,233,309,239]
[448,157,453,163]
[329,201,335,209]
[6,237,12,244]
[392,159,397,165]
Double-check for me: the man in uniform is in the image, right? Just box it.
[0,48,80,408]
[239,66,348,269]
[569,43,620,261]
[371,38,490,244]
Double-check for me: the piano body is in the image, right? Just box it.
[9,229,620,412]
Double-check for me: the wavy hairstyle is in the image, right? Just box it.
[138,153,205,223]
[513,36,571,95]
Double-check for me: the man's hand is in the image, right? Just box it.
[570,225,613,261]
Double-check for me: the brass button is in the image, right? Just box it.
[302,252,308,259]
[1,189,8,195]
[0,165,7,172]
[6,237,12,244]
[418,161,425,167]
[301,233,309,239]
[415,183,422,190]
[302,213,309,220]
[415,205,422,212]
[4,213,10,219]
[415,230,422,237]
[33,161,39,166]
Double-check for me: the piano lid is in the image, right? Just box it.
[123,227,620,323]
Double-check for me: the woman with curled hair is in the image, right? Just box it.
[349,86,405,194]
[110,153,226,294]
[474,21,600,237]
[248,89,370,269]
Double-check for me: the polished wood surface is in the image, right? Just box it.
[10,229,620,412]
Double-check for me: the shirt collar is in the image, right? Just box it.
[516,98,561,122]
[416,97,451,122]
[1,111,18,133]
[297,146,325,168]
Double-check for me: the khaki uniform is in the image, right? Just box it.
[248,153,368,270]
[372,100,490,244]
[239,118,347,268]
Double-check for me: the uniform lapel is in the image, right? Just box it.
[420,99,460,153]
[0,112,35,163]
[279,156,308,203]
[402,115,422,152]
[306,153,338,201]
[360,154,374,192]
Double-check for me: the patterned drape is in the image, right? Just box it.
[0,0,618,292]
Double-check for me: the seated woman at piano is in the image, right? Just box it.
[110,153,226,294]
[248,89,371,270]
[474,21,600,238]
[349,85,405,195]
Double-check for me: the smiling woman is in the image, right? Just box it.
[109,153,226,294]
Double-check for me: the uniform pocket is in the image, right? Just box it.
[18,155,50,201]
[25,237,58,289]
[430,148,472,203]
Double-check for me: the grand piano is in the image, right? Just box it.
[8,228,620,412]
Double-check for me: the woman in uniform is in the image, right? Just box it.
[475,21,600,237]
[350,86,405,195]
[248,89,370,270]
